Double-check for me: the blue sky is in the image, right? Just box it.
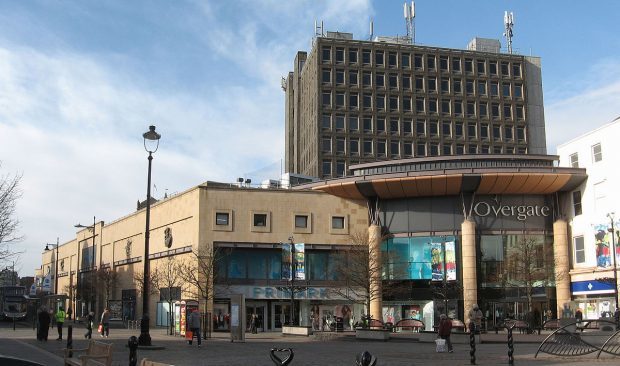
[1,0,619,276]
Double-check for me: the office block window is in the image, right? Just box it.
[349,48,358,64]
[332,216,345,230]
[322,46,331,62]
[363,139,373,155]
[430,143,439,156]
[376,73,385,88]
[442,122,452,137]
[455,122,463,138]
[363,117,373,132]
[401,53,410,68]
[362,50,371,64]
[572,191,582,216]
[377,117,386,133]
[443,144,452,155]
[452,57,461,72]
[453,79,462,94]
[349,116,359,131]
[322,160,331,177]
[349,93,359,109]
[336,161,345,176]
[335,115,345,130]
[404,142,413,156]
[477,60,485,74]
[440,56,449,71]
[390,141,399,156]
[322,69,331,84]
[403,120,413,135]
[362,72,372,87]
[417,143,426,156]
[388,52,397,67]
[480,124,489,139]
[479,102,488,118]
[390,118,399,134]
[349,71,358,85]
[427,55,436,70]
[441,78,450,93]
[569,153,579,168]
[416,120,426,135]
[321,114,331,129]
[336,70,345,84]
[335,48,344,63]
[321,137,331,152]
[322,92,331,106]
[295,215,308,228]
[465,58,473,73]
[376,94,385,110]
[253,213,267,227]
[336,137,345,153]
[414,55,423,70]
[375,50,384,66]
[350,139,359,155]
[592,143,603,162]
[403,75,411,90]
[573,236,585,264]
[377,139,386,156]
[489,61,498,75]
[216,212,229,226]
[512,63,521,77]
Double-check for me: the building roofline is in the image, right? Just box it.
[557,116,620,149]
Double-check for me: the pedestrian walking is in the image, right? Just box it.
[100,308,110,337]
[55,306,66,340]
[250,313,258,334]
[437,314,454,353]
[37,306,51,341]
[187,309,201,347]
[84,311,94,339]
[468,303,483,342]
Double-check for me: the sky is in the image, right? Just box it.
[1,0,619,276]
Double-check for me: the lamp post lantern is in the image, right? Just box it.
[138,125,161,347]
[75,216,97,313]
[607,212,619,311]
[44,237,60,295]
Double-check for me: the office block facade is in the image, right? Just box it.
[285,33,547,179]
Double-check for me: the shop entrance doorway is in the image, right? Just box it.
[273,302,291,330]
[246,302,266,332]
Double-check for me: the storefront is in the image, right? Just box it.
[215,285,363,332]
[571,280,617,319]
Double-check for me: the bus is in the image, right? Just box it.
[0,286,28,320]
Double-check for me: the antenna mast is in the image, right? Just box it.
[404,1,415,44]
[314,20,324,37]
[503,11,514,54]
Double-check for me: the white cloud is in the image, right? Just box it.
[546,59,620,153]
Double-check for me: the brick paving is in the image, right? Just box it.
[0,324,619,365]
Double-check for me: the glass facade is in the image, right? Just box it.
[382,236,457,281]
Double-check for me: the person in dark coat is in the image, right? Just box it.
[37,306,51,341]
[437,314,453,352]
[84,311,94,339]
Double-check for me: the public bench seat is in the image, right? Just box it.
[63,340,112,366]
[393,319,425,332]
[432,319,467,333]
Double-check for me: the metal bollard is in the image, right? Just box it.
[67,326,73,358]
[355,351,377,366]
[270,348,294,366]
[469,322,476,365]
[128,336,138,366]
[507,323,514,365]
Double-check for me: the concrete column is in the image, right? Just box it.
[461,218,477,321]
[553,219,571,317]
[368,224,383,321]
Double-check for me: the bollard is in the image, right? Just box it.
[128,336,138,366]
[67,326,73,358]
[469,321,476,365]
[355,351,377,366]
[269,348,294,366]
[507,323,514,365]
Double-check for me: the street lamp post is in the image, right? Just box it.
[75,216,97,313]
[44,237,60,295]
[289,237,296,326]
[607,213,619,311]
[138,125,161,347]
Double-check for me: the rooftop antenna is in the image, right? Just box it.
[404,1,415,44]
[314,20,324,37]
[369,19,374,41]
[503,11,514,54]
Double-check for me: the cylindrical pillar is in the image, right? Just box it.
[553,219,571,317]
[461,218,477,322]
[368,224,382,321]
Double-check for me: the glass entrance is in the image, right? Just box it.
[246,302,266,332]
[273,303,291,329]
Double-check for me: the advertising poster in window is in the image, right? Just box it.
[281,243,292,280]
[294,243,305,280]
[180,302,186,336]
[445,241,457,281]
[593,224,620,268]
[431,242,444,281]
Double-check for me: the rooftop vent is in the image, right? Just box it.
[325,31,353,40]
[467,37,501,53]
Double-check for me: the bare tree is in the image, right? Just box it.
[96,267,118,306]
[178,246,225,314]
[0,169,23,264]
[149,256,184,334]
[504,236,559,314]
[330,231,384,323]
[133,267,161,298]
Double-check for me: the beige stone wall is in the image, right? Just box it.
[38,185,368,321]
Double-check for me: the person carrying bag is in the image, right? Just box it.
[437,314,454,353]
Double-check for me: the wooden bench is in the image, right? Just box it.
[140,359,174,366]
[542,319,560,331]
[64,340,112,366]
[393,319,425,332]
[432,319,467,333]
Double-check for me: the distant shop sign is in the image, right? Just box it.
[219,285,363,301]
[473,198,550,221]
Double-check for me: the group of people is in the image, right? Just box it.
[36,306,111,341]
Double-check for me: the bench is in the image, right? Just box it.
[393,319,425,332]
[542,319,560,331]
[64,340,112,366]
[140,359,174,366]
[432,319,467,333]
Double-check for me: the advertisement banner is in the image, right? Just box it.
[42,274,52,293]
[431,242,444,281]
[445,241,456,281]
[594,224,620,268]
[294,243,305,280]
[281,243,292,280]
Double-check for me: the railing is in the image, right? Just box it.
[126,319,140,330]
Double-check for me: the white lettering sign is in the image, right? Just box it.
[473,201,550,221]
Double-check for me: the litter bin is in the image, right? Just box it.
[335,317,344,332]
